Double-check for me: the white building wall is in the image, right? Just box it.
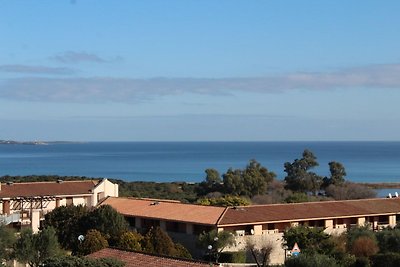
[72,196,86,206]
[92,179,119,206]
[226,233,285,265]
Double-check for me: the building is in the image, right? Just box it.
[88,248,218,267]
[102,196,400,264]
[0,179,118,232]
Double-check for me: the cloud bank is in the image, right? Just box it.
[0,65,74,75]
[0,63,399,103]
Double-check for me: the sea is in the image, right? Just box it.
[0,142,399,186]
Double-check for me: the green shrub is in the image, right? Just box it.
[285,253,339,267]
[371,252,400,267]
[219,251,246,263]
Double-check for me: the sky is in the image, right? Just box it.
[1,0,400,141]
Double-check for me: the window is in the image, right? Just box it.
[166,221,186,233]
[66,197,73,206]
[126,217,136,227]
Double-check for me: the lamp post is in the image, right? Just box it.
[213,237,219,263]
[207,245,213,267]
[283,245,288,261]
[208,236,219,266]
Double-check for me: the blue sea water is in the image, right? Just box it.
[0,142,399,183]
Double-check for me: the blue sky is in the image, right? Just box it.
[1,0,400,141]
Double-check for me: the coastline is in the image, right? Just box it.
[360,183,400,189]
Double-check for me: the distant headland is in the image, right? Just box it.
[0,140,83,145]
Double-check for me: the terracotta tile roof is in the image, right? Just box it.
[0,180,98,198]
[101,197,226,225]
[87,248,216,267]
[218,198,400,226]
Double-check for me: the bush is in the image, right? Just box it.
[116,231,142,251]
[346,225,376,252]
[325,183,376,200]
[350,257,370,267]
[78,229,108,256]
[285,253,339,267]
[375,227,400,253]
[371,252,400,267]
[219,251,246,263]
[351,236,379,258]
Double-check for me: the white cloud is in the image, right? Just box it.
[0,63,399,103]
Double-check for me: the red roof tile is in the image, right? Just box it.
[88,248,216,267]
[218,198,400,226]
[102,197,226,225]
[0,180,98,198]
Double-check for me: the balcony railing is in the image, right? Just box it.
[0,213,21,225]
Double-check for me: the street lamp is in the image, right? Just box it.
[207,245,213,266]
[283,245,288,261]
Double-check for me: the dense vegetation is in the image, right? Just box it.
[282,224,400,267]
[42,204,192,259]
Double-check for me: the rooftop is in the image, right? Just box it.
[87,248,217,267]
[218,197,400,226]
[103,196,400,227]
[0,180,98,198]
[101,197,227,225]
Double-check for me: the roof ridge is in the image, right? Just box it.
[216,207,229,225]
[0,180,98,185]
[244,197,393,208]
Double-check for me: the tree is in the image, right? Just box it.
[197,169,223,195]
[80,205,128,245]
[0,224,16,265]
[376,227,400,253]
[78,229,108,256]
[246,240,273,267]
[284,150,322,195]
[323,161,346,188]
[116,231,143,251]
[283,225,334,255]
[223,168,244,196]
[43,204,89,252]
[242,159,276,196]
[198,229,236,263]
[13,228,34,265]
[142,226,177,256]
[222,160,275,197]
[14,227,61,267]
[141,226,192,258]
